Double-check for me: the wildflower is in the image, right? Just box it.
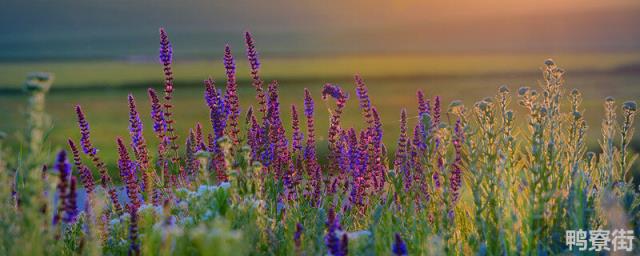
[323,84,348,173]
[128,95,150,171]
[294,223,304,252]
[223,44,241,146]
[392,233,408,256]
[63,176,79,223]
[128,204,140,256]
[355,75,373,126]
[245,31,266,117]
[394,109,410,191]
[432,96,441,130]
[449,119,464,205]
[117,137,142,209]
[147,88,166,135]
[325,208,345,256]
[158,28,179,161]
[75,105,96,155]
[53,150,71,225]
[75,106,122,214]
[68,139,96,194]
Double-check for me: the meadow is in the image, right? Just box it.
[0,29,640,255]
[2,53,640,170]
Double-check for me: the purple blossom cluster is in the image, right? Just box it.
[63,29,473,254]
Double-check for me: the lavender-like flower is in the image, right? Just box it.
[63,176,79,223]
[449,119,463,205]
[291,104,303,155]
[53,150,71,225]
[303,88,322,204]
[147,88,166,135]
[355,75,373,126]
[224,44,241,146]
[75,105,122,214]
[128,204,140,256]
[128,95,149,171]
[158,28,179,162]
[322,84,348,173]
[325,208,343,256]
[245,31,266,117]
[392,233,408,256]
[433,96,441,130]
[294,223,304,252]
[68,139,96,194]
[395,109,411,191]
[75,105,96,155]
[117,137,141,209]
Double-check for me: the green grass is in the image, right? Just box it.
[1,52,639,89]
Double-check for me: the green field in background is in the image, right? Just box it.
[1,53,640,178]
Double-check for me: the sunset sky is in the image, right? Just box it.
[2,0,640,59]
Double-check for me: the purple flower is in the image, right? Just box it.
[245,32,267,119]
[75,105,96,155]
[449,119,463,204]
[53,150,71,225]
[68,139,96,194]
[147,88,166,135]
[392,233,408,256]
[325,208,343,256]
[117,137,141,209]
[128,95,149,170]
[355,75,373,126]
[294,223,304,252]
[433,96,441,130]
[159,27,174,94]
[64,176,79,223]
[128,204,140,256]
[322,83,348,101]
[74,107,122,214]
[223,44,241,146]
[158,28,178,160]
[394,109,411,191]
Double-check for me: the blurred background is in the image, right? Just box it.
[1,0,640,172]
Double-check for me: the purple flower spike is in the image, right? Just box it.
[294,223,304,252]
[325,208,343,256]
[128,204,140,256]
[128,94,149,171]
[449,119,463,204]
[245,31,267,119]
[159,27,174,94]
[224,44,241,146]
[147,88,166,135]
[355,75,373,125]
[63,176,79,223]
[433,96,441,129]
[117,137,141,209]
[291,104,303,154]
[75,105,96,155]
[53,150,71,225]
[68,139,96,194]
[395,109,411,191]
[392,233,408,256]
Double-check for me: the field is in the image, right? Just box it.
[2,53,640,168]
[1,37,640,254]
